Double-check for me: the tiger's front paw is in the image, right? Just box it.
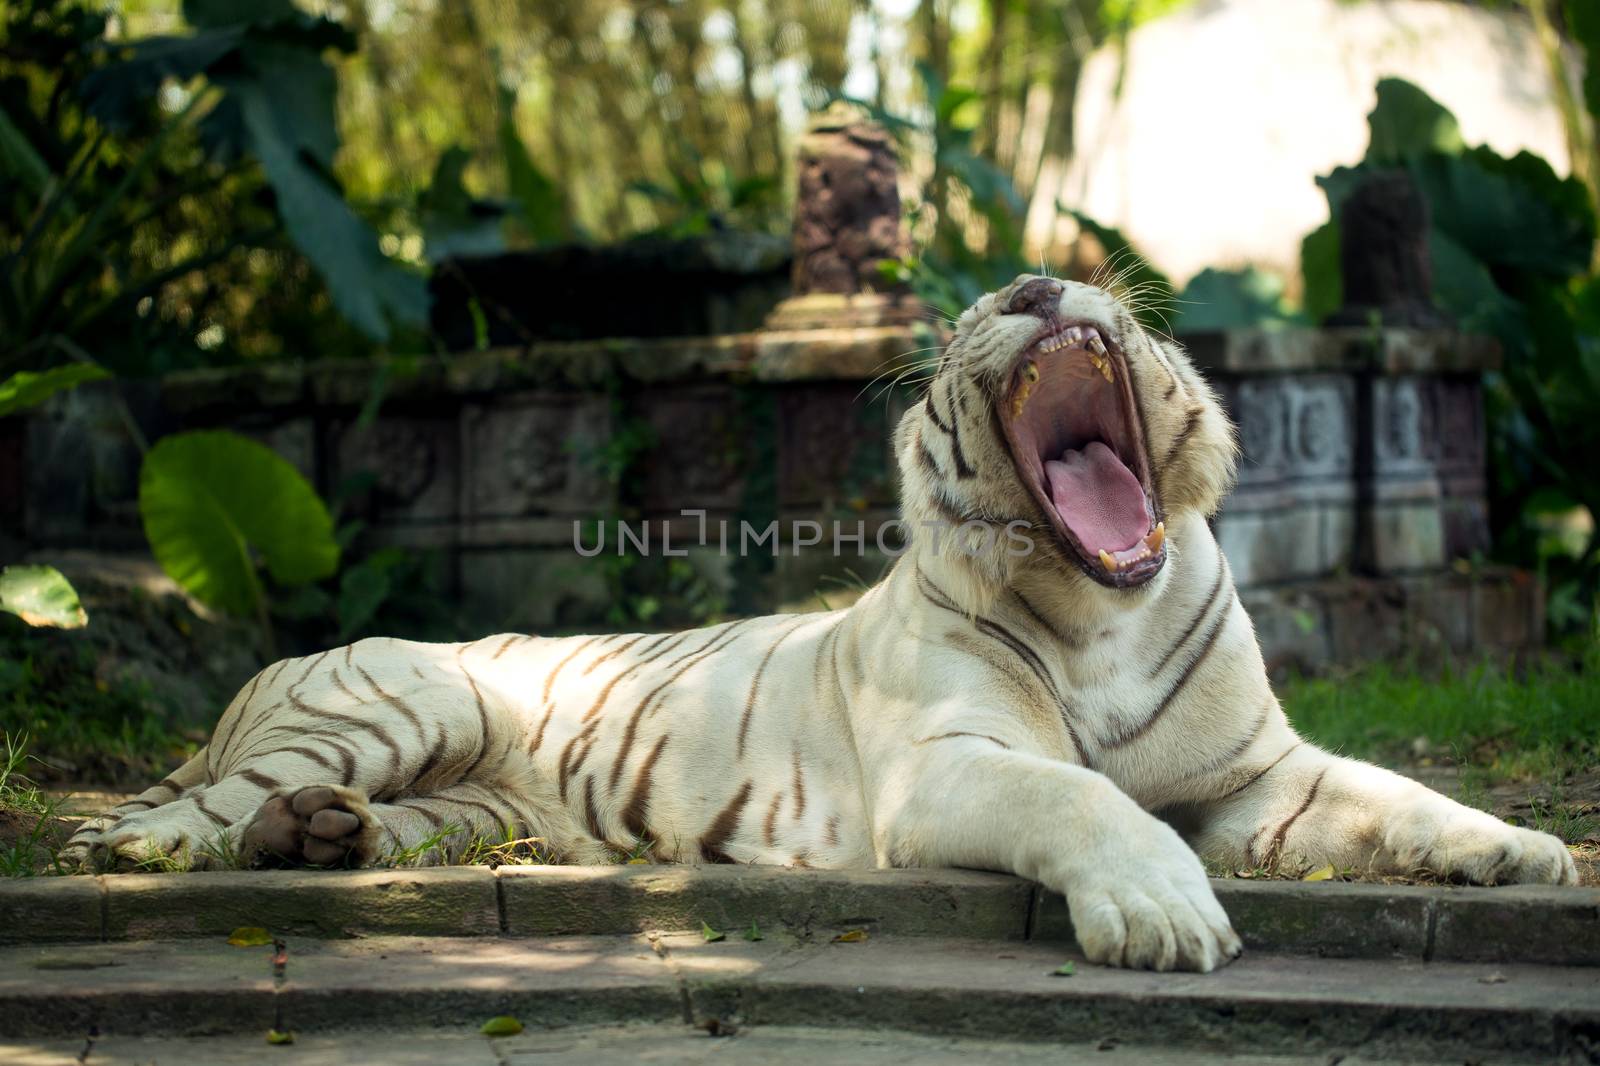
[1384,803,1578,885]
[1058,807,1242,973]
[242,786,383,868]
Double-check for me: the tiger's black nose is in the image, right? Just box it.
[1006,277,1064,318]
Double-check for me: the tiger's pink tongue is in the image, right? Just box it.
[1044,442,1149,554]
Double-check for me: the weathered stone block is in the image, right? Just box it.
[1216,507,1324,586]
[1472,574,1541,651]
[243,417,317,484]
[0,876,102,944]
[1431,885,1600,966]
[461,395,615,519]
[332,417,458,523]
[776,385,894,508]
[101,868,500,940]
[1239,586,1331,676]
[635,385,750,513]
[458,548,612,631]
[498,864,1031,940]
[1368,502,1445,573]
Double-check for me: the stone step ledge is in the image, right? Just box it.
[1,866,1595,966]
[2,933,1594,1062]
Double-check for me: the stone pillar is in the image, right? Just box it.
[766,102,920,329]
[1326,170,1447,329]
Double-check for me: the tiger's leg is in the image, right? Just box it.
[1186,725,1578,885]
[240,778,608,867]
[877,733,1242,972]
[66,642,518,870]
[60,748,212,869]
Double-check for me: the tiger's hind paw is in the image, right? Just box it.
[242,785,383,868]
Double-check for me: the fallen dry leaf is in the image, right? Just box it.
[228,926,272,947]
[832,929,868,943]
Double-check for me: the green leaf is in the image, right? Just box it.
[743,921,763,942]
[1062,208,1175,330]
[0,107,51,197]
[139,430,340,617]
[1049,961,1075,977]
[419,146,506,263]
[0,566,87,629]
[701,921,725,943]
[0,365,111,418]
[227,65,427,342]
[480,1015,524,1037]
[1365,77,1463,164]
[501,86,567,244]
[1302,864,1335,882]
[1410,153,1592,280]
[1173,267,1303,333]
[227,925,272,947]
[335,552,399,640]
[264,1029,295,1045]
[1299,220,1341,325]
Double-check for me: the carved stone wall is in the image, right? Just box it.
[0,324,1533,669]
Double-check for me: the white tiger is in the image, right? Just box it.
[64,275,1576,972]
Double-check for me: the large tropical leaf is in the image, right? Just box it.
[228,73,427,341]
[0,566,87,629]
[139,430,340,616]
[75,3,419,344]
[1365,76,1464,164]
[500,87,567,244]
[1173,267,1304,333]
[0,364,110,418]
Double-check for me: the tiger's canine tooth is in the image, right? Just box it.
[1098,549,1119,572]
[1087,334,1108,356]
[1100,361,1114,383]
[1147,522,1165,551]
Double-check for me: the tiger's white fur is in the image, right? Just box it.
[64,275,1576,972]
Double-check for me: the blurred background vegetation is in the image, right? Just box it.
[3,0,1599,643]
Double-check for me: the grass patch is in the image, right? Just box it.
[0,733,71,876]
[0,632,198,788]
[1276,651,1599,873]
[1278,650,1599,778]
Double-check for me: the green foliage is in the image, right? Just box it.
[1173,267,1304,332]
[499,85,571,246]
[138,430,340,618]
[0,0,415,390]
[0,365,110,418]
[1303,77,1600,634]
[0,566,86,629]
[0,732,69,877]
[627,157,782,239]
[1279,651,1599,773]
[0,636,195,788]
[416,146,506,263]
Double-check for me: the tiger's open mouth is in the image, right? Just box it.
[997,321,1165,588]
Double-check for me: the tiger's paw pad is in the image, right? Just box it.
[243,785,379,868]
